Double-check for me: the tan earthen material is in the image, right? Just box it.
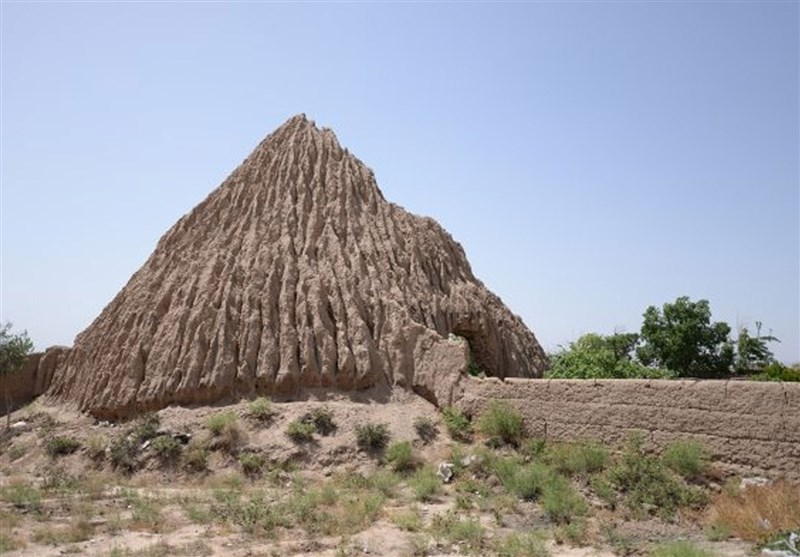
[44,115,547,418]
[457,377,800,479]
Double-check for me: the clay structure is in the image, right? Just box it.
[46,115,548,417]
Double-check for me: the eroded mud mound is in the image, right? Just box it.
[46,115,547,417]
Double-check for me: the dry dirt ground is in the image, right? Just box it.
[0,391,773,557]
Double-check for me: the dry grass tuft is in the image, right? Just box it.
[708,480,800,542]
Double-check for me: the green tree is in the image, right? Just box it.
[637,297,733,377]
[548,332,670,379]
[735,321,779,373]
[0,323,34,429]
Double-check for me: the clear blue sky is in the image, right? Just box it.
[2,2,798,363]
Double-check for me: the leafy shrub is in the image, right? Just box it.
[183,443,209,473]
[409,466,440,502]
[441,406,472,441]
[355,422,390,452]
[151,435,182,462]
[384,440,416,472]
[650,540,714,557]
[286,419,316,443]
[45,436,81,457]
[476,401,525,447]
[547,332,670,379]
[248,398,275,423]
[495,531,549,557]
[134,413,161,442]
[540,474,588,524]
[609,435,704,518]
[662,439,710,479]
[546,440,608,477]
[109,436,138,473]
[302,407,337,436]
[239,453,265,477]
[205,412,237,435]
[753,362,800,382]
[413,416,438,444]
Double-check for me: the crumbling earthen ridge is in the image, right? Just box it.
[46,115,548,418]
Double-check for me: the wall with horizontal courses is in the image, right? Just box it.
[0,348,70,415]
[456,377,800,480]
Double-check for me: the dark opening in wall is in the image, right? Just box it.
[450,323,496,378]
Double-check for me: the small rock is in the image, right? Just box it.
[741,476,771,489]
[437,462,454,483]
[10,421,29,431]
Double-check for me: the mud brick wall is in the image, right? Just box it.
[0,348,69,415]
[457,378,800,480]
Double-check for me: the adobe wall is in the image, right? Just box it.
[0,347,69,415]
[456,378,800,480]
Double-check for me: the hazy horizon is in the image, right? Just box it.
[2,2,798,363]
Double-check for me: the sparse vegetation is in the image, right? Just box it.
[409,465,441,502]
[355,422,390,452]
[413,415,438,443]
[546,440,608,476]
[238,452,264,476]
[662,438,710,480]
[109,435,138,473]
[650,540,715,557]
[476,400,525,447]
[384,440,416,472]
[151,435,182,463]
[441,405,472,441]
[495,531,549,557]
[248,397,275,423]
[183,442,209,473]
[286,418,316,442]
[45,435,81,457]
[709,480,800,543]
[303,406,337,435]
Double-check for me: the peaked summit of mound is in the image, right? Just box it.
[46,115,548,418]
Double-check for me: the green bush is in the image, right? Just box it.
[476,401,525,447]
[109,436,138,473]
[384,440,416,472]
[413,416,438,444]
[355,422,390,452]
[662,439,710,479]
[409,466,440,502]
[151,435,182,462]
[239,453,265,476]
[495,532,549,557]
[248,398,275,423]
[540,474,588,524]
[134,413,161,442]
[650,540,715,557]
[286,419,316,443]
[205,412,237,435]
[302,407,337,436]
[609,435,704,518]
[753,362,800,382]
[491,456,553,501]
[546,441,608,477]
[45,436,81,457]
[441,406,472,441]
[547,332,670,379]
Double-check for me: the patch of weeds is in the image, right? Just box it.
[705,523,731,541]
[134,413,160,442]
[239,452,265,477]
[493,456,552,501]
[8,444,26,461]
[601,522,638,556]
[0,533,22,553]
[183,442,209,473]
[590,474,617,509]
[86,435,107,463]
[546,440,608,477]
[110,435,138,473]
[211,489,281,536]
[554,519,589,546]
[355,422,390,452]
[522,437,547,457]
[662,439,710,480]
[413,416,438,444]
[205,412,242,453]
[151,435,182,463]
[303,406,337,435]
[429,511,487,554]
[46,435,81,457]
[41,465,80,494]
[441,405,472,441]
[650,540,715,557]
[476,400,525,447]
[609,434,705,518]
[33,516,95,545]
[409,465,441,502]
[0,481,42,512]
[248,397,275,424]
[495,531,550,557]
[126,491,165,533]
[390,506,424,532]
[708,480,800,543]
[384,440,416,472]
[366,468,401,498]
[286,418,317,442]
[541,473,588,524]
